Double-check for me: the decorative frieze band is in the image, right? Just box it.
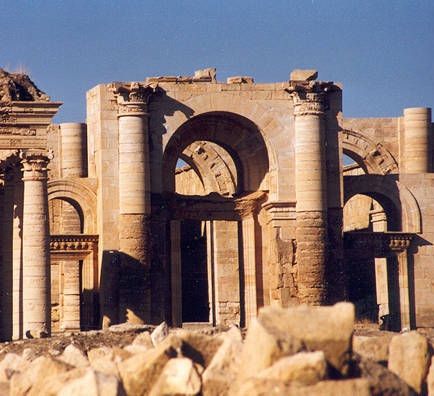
[50,234,98,251]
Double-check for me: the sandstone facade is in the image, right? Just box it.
[0,67,433,339]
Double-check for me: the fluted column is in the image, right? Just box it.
[291,87,328,304]
[114,83,153,324]
[402,108,432,173]
[20,150,51,338]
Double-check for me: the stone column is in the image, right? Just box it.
[170,220,182,327]
[242,216,258,326]
[61,261,81,331]
[291,87,328,304]
[20,150,52,338]
[115,83,152,324]
[60,123,87,177]
[402,107,432,173]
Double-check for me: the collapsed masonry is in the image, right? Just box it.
[0,67,433,340]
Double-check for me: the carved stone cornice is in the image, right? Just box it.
[286,80,336,116]
[344,231,413,257]
[111,82,154,118]
[50,234,98,251]
[20,149,53,181]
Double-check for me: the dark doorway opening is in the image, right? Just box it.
[181,220,209,322]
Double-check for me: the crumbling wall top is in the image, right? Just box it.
[0,68,50,102]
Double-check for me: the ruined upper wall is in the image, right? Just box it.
[0,68,49,102]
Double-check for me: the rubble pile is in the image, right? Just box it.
[0,303,432,395]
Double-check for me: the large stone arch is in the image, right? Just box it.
[344,175,421,233]
[341,129,398,175]
[163,111,271,193]
[48,179,97,234]
[179,141,237,196]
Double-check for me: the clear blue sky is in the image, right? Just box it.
[1,0,433,123]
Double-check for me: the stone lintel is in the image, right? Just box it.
[0,101,62,126]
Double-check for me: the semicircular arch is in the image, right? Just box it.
[163,111,271,193]
[341,129,398,175]
[48,179,97,234]
[344,175,421,233]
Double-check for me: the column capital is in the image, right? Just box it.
[19,149,53,181]
[287,81,336,116]
[111,82,154,118]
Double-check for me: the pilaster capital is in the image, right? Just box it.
[20,149,53,181]
[111,82,154,118]
[286,81,336,116]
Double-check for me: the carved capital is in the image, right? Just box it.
[20,149,53,181]
[292,92,325,116]
[287,80,336,117]
[111,82,153,118]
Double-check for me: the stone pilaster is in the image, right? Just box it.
[290,84,328,305]
[61,261,81,331]
[20,150,52,338]
[114,83,153,324]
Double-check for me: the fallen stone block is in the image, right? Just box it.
[256,351,327,387]
[28,368,87,396]
[202,327,243,396]
[0,353,29,382]
[428,356,434,396]
[118,334,181,396]
[256,302,355,375]
[353,335,392,363]
[388,331,430,394]
[150,357,202,396]
[58,344,89,368]
[10,355,71,396]
[57,368,123,396]
[151,321,169,346]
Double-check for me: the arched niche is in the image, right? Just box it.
[163,111,270,194]
[48,179,97,234]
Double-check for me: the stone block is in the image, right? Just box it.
[202,328,243,396]
[353,335,393,363]
[388,331,431,393]
[290,69,318,81]
[28,368,88,396]
[151,321,169,346]
[256,351,327,386]
[59,344,89,368]
[176,330,223,368]
[57,368,123,396]
[255,302,354,375]
[428,356,434,396]
[149,357,202,396]
[118,334,181,396]
[10,356,71,396]
[0,353,29,382]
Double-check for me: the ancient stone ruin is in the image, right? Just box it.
[0,67,432,342]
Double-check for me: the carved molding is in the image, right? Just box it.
[50,234,98,252]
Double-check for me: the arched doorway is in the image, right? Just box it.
[163,112,269,327]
